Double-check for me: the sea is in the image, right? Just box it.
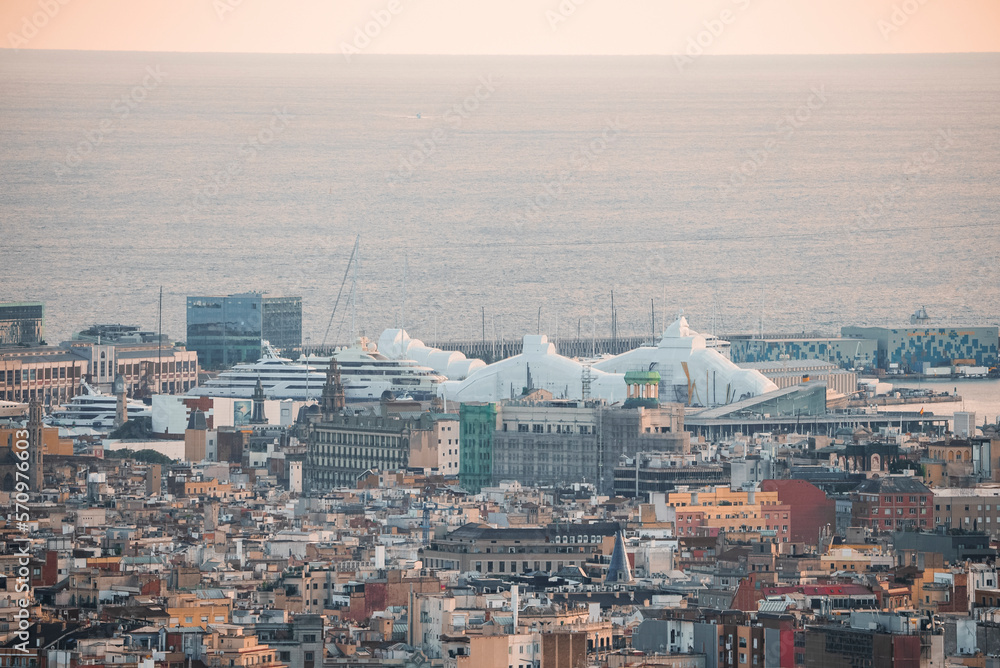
[1,51,998,416]
[879,378,1000,429]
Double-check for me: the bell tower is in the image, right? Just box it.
[27,396,44,493]
[321,358,346,420]
[250,377,267,425]
[113,374,128,429]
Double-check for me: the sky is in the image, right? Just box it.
[1,0,998,55]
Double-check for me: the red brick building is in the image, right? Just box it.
[849,476,933,533]
[760,479,836,546]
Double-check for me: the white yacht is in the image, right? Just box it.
[47,381,151,428]
[190,339,446,402]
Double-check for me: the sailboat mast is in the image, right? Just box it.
[321,234,359,348]
[157,286,162,394]
[651,298,655,345]
[351,238,359,341]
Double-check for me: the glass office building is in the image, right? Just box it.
[0,302,44,346]
[186,293,301,368]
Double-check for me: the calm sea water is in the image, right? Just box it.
[886,378,1000,428]
[1,52,998,352]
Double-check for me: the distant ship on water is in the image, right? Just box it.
[189,340,445,403]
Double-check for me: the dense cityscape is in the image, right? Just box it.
[1,296,999,668]
[3,2,999,666]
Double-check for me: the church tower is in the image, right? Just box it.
[113,374,128,429]
[249,377,267,424]
[27,396,44,493]
[321,358,346,420]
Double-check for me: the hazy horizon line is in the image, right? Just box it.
[4,48,999,57]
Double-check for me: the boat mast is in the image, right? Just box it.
[321,234,359,348]
[351,238,359,342]
[157,286,162,395]
[401,253,407,334]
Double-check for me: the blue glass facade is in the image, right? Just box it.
[187,294,264,368]
[729,337,878,370]
[842,326,999,371]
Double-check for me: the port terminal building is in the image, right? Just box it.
[0,341,198,403]
[728,334,877,370]
[736,359,858,396]
[841,325,999,371]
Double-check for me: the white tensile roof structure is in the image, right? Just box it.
[592,316,778,406]
[437,335,626,404]
[377,329,486,380]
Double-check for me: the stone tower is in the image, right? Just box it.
[27,396,44,493]
[321,357,346,420]
[113,374,128,429]
[249,377,267,425]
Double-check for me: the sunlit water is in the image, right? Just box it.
[2,52,998,358]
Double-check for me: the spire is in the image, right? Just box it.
[250,377,267,424]
[321,357,346,420]
[606,531,633,584]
